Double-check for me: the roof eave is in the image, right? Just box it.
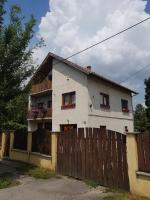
[89,72,138,95]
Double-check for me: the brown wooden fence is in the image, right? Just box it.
[0,132,2,146]
[57,128,129,191]
[137,131,150,173]
[32,128,51,155]
[13,129,28,151]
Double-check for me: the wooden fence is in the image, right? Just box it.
[13,129,28,151]
[32,128,51,155]
[0,132,2,146]
[57,128,129,191]
[137,131,150,173]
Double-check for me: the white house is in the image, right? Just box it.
[27,52,137,133]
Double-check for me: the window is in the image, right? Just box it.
[121,99,129,112]
[100,93,110,109]
[62,92,76,109]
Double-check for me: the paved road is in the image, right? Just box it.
[0,160,111,200]
[0,176,111,200]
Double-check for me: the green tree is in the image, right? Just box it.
[134,104,146,131]
[0,0,42,130]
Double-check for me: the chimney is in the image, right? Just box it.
[86,66,92,72]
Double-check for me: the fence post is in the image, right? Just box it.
[51,132,57,171]
[9,132,14,159]
[27,132,32,162]
[0,132,6,158]
[127,132,150,198]
[126,133,139,193]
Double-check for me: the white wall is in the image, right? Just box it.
[28,121,38,132]
[87,76,134,133]
[52,60,89,132]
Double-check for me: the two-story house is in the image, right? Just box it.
[27,52,137,133]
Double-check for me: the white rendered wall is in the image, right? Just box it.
[87,76,134,133]
[52,60,89,132]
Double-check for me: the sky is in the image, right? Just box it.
[5,0,150,108]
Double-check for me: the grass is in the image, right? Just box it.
[103,193,150,200]
[28,167,56,179]
[104,187,127,194]
[16,163,57,179]
[0,173,20,189]
[84,179,99,188]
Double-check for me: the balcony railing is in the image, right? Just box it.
[27,108,52,120]
[31,80,52,94]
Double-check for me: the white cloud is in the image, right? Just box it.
[33,0,150,94]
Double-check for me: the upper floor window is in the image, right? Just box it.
[121,99,129,112]
[100,93,110,109]
[61,92,76,109]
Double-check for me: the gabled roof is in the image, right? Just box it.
[28,52,138,95]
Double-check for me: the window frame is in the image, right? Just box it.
[121,99,129,113]
[61,91,76,109]
[100,92,110,109]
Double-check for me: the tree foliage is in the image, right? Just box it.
[0,0,40,130]
[134,104,146,131]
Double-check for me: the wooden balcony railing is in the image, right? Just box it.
[31,80,52,94]
[27,108,52,120]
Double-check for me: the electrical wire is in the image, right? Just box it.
[53,16,150,66]
[119,63,150,84]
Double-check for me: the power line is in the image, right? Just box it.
[119,63,150,84]
[53,16,150,66]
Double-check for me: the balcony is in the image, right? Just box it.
[27,107,52,120]
[31,80,52,94]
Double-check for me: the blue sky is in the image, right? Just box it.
[5,0,49,32]
[145,0,150,13]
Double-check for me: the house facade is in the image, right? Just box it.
[27,52,137,133]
